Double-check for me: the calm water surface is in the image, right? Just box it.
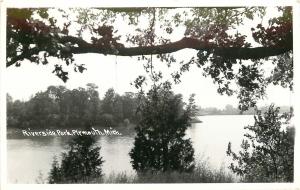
[7,115,253,183]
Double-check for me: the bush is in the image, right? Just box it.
[129,82,196,173]
[48,134,104,183]
[227,105,294,182]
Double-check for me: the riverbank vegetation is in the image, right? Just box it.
[45,82,236,184]
[45,104,294,183]
[44,81,294,183]
[39,155,235,183]
[227,105,294,182]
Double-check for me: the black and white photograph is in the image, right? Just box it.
[1,3,298,187]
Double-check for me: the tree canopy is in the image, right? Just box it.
[7,7,293,110]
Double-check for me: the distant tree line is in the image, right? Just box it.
[7,86,293,130]
[197,104,292,115]
[7,83,140,129]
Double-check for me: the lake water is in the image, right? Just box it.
[7,115,253,183]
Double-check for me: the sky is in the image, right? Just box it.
[6,50,293,109]
[5,7,293,109]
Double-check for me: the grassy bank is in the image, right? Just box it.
[103,167,235,183]
[102,158,235,183]
[35,156,236,183]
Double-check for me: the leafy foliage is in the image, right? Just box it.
[226,105,294,182]
[6,7,293,111]
[48,133,104,183]
[129,82,196,173]
[267,52,293,90]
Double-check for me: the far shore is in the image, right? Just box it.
[7,114,258,138]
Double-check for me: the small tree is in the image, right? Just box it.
[227,105,294,182]
[48,156,62,184]
[48,130,104,183]
[129,82,196,173]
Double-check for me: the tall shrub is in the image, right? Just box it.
[227,105,294,182]
[130,82,196,173]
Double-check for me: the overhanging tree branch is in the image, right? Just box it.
[7,35,292,67]
[7,48,40,67]
[67,36,292,59]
